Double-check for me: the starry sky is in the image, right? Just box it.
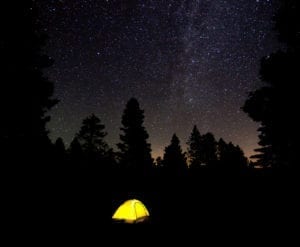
[38,0,280,159]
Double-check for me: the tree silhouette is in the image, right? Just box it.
[54,137,66,155]
[0,1,57,161]
[155,156,163,168]
[117,98,153,175]
[69,137,84,164]
[200,132,218,167]
[242,0,298,170]
[76,114,109,163]
[53,137,67,166]
[69,137,83,156]
[217,138,228,166]
[217,138,248,172]
[187,125,203,170]
[162,134,187,175]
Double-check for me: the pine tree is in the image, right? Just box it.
[218,138,248,172]
[76,114,109,162]
[242,0,299,169]
[0,1,57,160]
[162,134,187,175]
[187,125,203,170]
[201,132,217,166]
[53,137,67,164]
[117,98,153,175]
[217,138,228,165]
[69,137,83,156]
[69,137,84,164]
[232,144,248,171]
[54,138,66,155]
[117,98,153,174]
[155,156,163,168]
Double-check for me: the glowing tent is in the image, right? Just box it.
[112,199,150,223]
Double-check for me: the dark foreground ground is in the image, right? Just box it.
[7,167,299,241]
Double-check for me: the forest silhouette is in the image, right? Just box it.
[1,0,298,230]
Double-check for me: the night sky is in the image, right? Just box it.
[38,0,280,159]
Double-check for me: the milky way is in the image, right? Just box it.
[39,0,280,158]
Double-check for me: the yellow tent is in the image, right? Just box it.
[112,199,150,223]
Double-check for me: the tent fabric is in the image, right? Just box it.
[112,199,150,223]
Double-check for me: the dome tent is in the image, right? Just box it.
[112,199,150,223]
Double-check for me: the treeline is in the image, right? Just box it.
[51,97,249,177]
[1,0,298,175]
